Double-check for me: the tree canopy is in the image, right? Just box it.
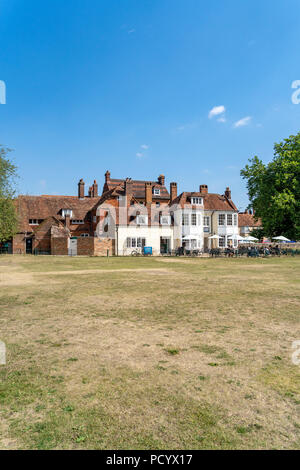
[0,147,18,242]
[241,133,300,240]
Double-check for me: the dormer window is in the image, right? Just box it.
[191,197,203,205]
[136,215,148,225]
[62,209,73,218]
[153,188,160,196]
[71,219,84,224]
[160,215,171,225]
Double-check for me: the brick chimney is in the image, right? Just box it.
[78,179,85,198]
[92,180,98,197]
[145,182,152,205]
[125,178,133,201]
[199,184,208,194]
[65,213,70,229]
[105,170,111,183]
[225,187,231,199]
[158,174,165,186]
[88,186,92,197]
[170,182,177,202]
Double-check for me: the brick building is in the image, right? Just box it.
[9,172,239,255]
[238,210,262,236]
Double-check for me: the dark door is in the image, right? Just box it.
[26,238,32,254]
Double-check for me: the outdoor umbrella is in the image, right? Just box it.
[240,236,255,243]
[208,234,221,249]
[273,236,291,242]
[227,234,244,248]
[227,234,244,241]
[182,234,198,240]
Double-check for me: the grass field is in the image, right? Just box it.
[0,255,299,450]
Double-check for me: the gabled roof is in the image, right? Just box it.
[103,178,170,200]
[171,192,238,211]
[15,195,100,232]
[238,212,262,227]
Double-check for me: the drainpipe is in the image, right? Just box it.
[209,211,215,250]
[116,226,118,256]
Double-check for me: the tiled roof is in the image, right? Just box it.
[172,192,238,211]
[15,195,100,232]
[238,212,262,227]
[104,178,170,200]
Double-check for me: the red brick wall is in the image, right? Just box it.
[12,234,26,254]
[50,236,113,256]
[77,237,94,256]
[51,237,68,255]
[93,237,114,256]
[33,234,51,253]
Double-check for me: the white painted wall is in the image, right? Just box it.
[117,225,174,256]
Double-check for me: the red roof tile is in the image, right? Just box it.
[238,212,262,227]
[15,195,100,232]
[104,178,170,200]
[172,192,238,211]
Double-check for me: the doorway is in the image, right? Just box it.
[68,238,77,256]
[26,238,32,254]
[160,237,171,254]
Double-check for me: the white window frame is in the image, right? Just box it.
[71,219,84,224]
[191,197,203,205]
[153,188,160,196]
[136,215,148,225]
[191,213,197,226]
[218,214,226,226]
[218,236,226,248]
[182,213,189,226]
[227,214,233,226]
[160,215,171,225]
[29,219,39,225]
[127,237,146,248]
[62,209,73,218]
[203,216,210,227]
[234,214,238,226]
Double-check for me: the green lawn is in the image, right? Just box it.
[0,255,299,449]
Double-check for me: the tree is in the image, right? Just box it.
[0,147,18,242]
[241,133,300,240]
[250,227,266,242]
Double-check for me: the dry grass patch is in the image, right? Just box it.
[0,255,299,449]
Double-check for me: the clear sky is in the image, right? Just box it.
[1,0,300,209]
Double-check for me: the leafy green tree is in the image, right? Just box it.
[0,147,18,242]
[241,133,300,240]
[250,227,266,242]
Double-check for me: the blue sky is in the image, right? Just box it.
[1,0,300,209]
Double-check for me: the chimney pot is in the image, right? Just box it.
[170,182,177,202]
[92,179,98,197]
[105,171,111,182]
[78,179,85,198]
[199,184,208,194]
[145,182,153,205]
[225,187,231,199]
[158,174,165,186]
